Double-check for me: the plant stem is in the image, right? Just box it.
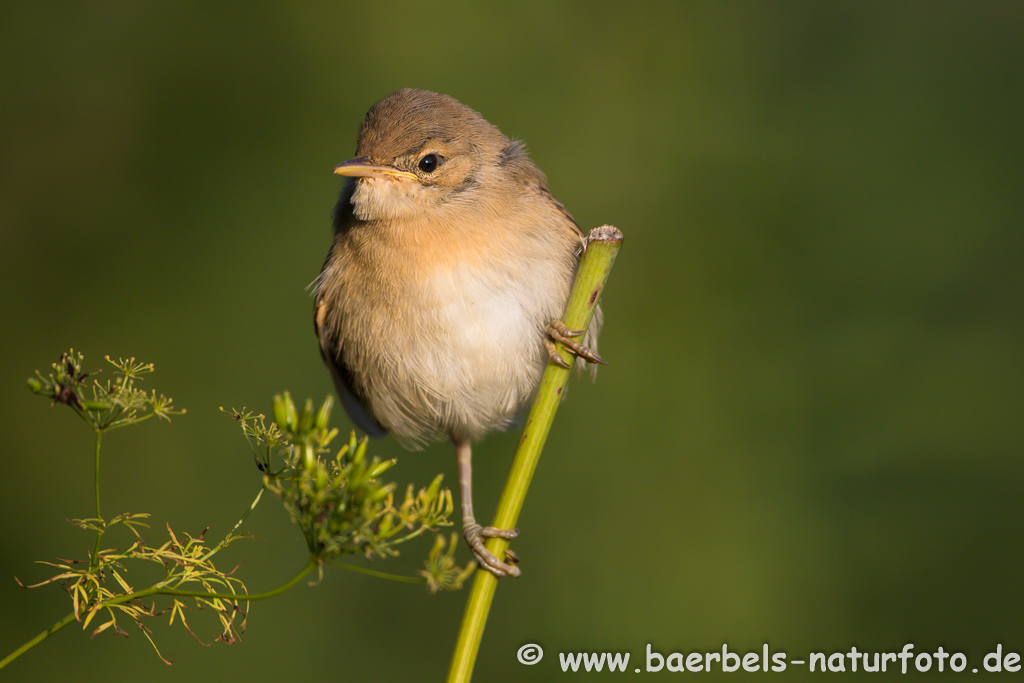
[89,429,104,573]
[446,226,623,683]
[0,612,77,671]
[334,562,425,583]
[200,487,265,563]
[138,557,318,603]
[93,430,102,521]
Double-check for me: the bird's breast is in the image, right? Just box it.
[329,227,574,444]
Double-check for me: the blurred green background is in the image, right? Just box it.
[2,2,1022,681]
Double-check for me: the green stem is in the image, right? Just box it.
[89,429,104,573]
[200,487,265,563]
[382,524,430,547]
[334,562,425,583]
[102,412,159,433]
[93,429,102,521]
[446,226,623,683]
[0,612,77,671]
[136,557,317,603]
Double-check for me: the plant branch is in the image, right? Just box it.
[200,487,265,563]
[0,612,78,671]
[0,559,319,671]
[334,562,425,584]
[141,558,318,603]
[89,430,103,574]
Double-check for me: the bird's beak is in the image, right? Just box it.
[334,157,417,180]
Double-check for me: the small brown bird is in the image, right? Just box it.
[314,88,603,577]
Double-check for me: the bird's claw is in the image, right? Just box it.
[464,521,521,578]
[545,320,607,368]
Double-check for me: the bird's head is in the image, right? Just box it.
[334,88,517,222]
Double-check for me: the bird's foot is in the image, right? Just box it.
[545,320,607,369]
[464,521,521,578]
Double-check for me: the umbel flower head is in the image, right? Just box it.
[230,394,462,579]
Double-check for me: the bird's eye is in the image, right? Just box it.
[418,154,439,174]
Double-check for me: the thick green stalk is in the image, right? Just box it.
[446,226,623,683]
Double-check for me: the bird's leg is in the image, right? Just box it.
[544,320,607,369]
[455,438,521,578]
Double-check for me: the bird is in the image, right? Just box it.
[313,88,603,577]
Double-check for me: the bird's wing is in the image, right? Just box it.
[538,183,587,258]
[500,139,586,255]
[314,277,388,439]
